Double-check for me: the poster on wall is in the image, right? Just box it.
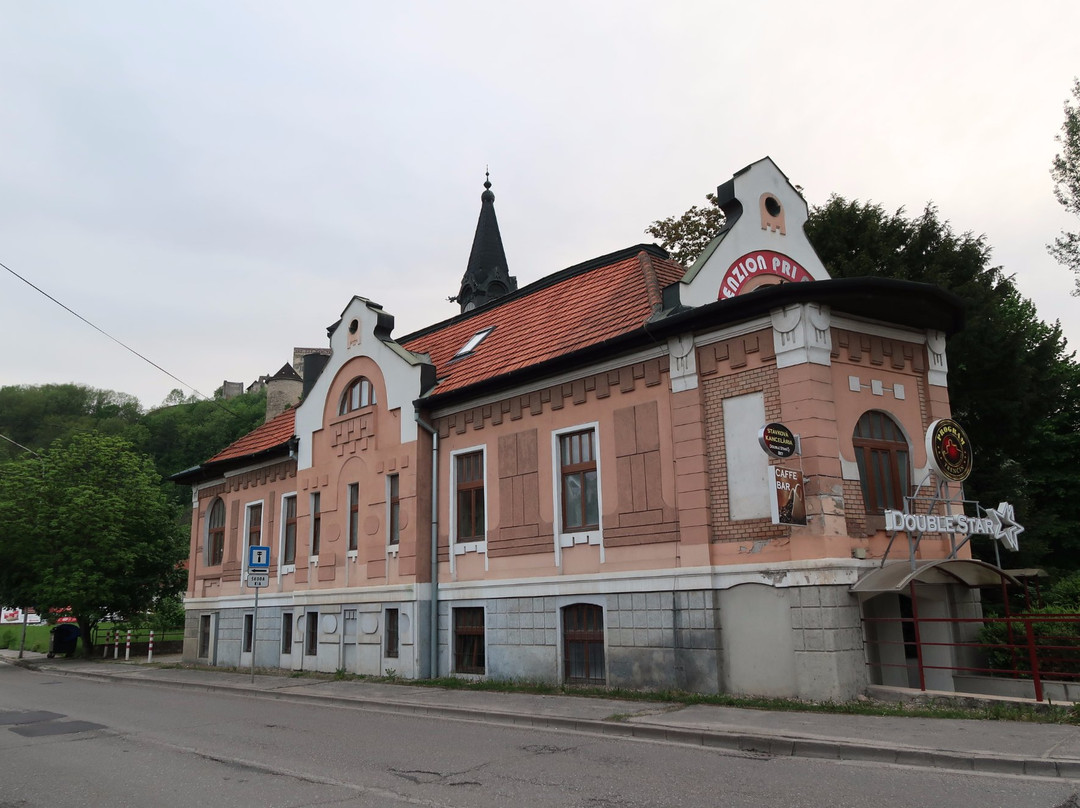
[770,466,806,525]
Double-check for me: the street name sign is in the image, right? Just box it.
[247,571,270,588]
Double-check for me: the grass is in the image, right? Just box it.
[167,662,1080,725]
[0,622,181,656]
[0,623,54,654]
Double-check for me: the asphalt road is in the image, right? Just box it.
[1,663,1077,808]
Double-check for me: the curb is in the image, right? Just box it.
[15,661,1080,779]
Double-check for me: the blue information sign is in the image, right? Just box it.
[248,545,271,569]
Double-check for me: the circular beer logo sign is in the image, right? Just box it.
[759,422,797,459]
[926,418,972,482]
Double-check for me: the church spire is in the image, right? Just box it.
[455,170,516,313]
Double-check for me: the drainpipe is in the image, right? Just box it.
[415,412,439,679]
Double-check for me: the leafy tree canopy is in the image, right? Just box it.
[1049,78,1080,294]
[0,384,146,462]
[0,383,267,483]
[0,433,188,654]
[806,198,1080,574]
[645,192,725,266]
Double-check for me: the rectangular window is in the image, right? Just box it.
[453,607,485,674]
[385,608,399,658]
[198,614,212,658]
[348,483,359,552]
[242,613,254,653]
[305,612,318,656]
[281,612,293,654]
[455,451,485,542]
[282,495,297,565]
[559,430,599,531]
[246,502,263,551]
[310,492,321,557]
[563,604,606,685]
[388,475,400,545]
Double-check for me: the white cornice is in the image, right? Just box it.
[184,560,871,612]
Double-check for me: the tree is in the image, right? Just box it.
[645,192,724,266]
[1050,78,1080,295]
[0,383,267,508]
[0,433,187,655]
[805,198,1080,573]
[0,384,146,462]
[141,389,267,508]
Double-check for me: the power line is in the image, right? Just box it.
[1,258,241,416]
[0,432,42,458]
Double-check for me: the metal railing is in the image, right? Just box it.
[863,612,1080,702]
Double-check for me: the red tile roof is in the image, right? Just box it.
[403,247,684,397]
[208,407,296,464]
[198,246,682,468]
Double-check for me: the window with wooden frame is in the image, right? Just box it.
[246,503,263,551]
[385,608,399,658]
[339,376,376,415]
[559,429,599,532]
[282,495,297,565]
[310,492,321,557]
[281,612,293,654]
[198,614,212,658]
[563,603,605,685]
[853,411,911,514]
[206,498,225,566]
[242,613,254,653]
[453,607,485,674]
[454,451,485,542]
[305,612,318,656]
[347,483,359,552]
[388,475,400,545]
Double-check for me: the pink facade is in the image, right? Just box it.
[178,159,982,700]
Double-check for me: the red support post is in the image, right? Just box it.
[1026,619,1044,702]
[909,581,926,692]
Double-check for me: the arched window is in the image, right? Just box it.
[853,411,910,513]
[207,498,225,566]
[339,377,376,415]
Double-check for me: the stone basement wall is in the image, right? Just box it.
[788,585,868,701]
[439,591,722,693]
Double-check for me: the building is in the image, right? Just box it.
[176,158,1001,701]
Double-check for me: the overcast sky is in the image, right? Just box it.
[2,2,1077,411]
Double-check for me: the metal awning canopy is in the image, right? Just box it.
[850,559,1021,593]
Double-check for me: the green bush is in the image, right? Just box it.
[1046,573,1080,611]
[978,608,1080,677]
[0,629,14,649]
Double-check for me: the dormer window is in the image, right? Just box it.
[339,377,376,415]
[454,326,495,359]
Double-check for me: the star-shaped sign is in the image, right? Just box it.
[986,501,1025,552]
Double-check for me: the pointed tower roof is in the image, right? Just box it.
[455,171,517,312]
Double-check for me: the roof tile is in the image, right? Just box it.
[209,408,295,463]
[404,250,683,396]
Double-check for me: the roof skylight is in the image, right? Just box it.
[454,326,495,358]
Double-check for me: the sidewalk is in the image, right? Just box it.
[4,647,1080,779]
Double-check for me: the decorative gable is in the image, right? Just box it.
[293,296,435,470]
[676,157,832,308]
